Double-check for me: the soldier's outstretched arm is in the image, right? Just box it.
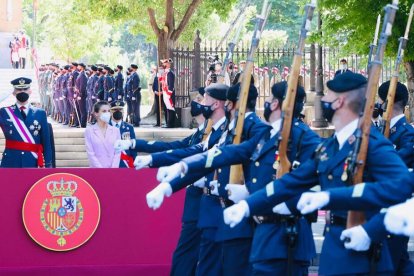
[245,158,319,216]
[324,171,414,211]
[150,143,204,168]
[132,135,194,154]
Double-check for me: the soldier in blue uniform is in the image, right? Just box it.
[159,82,320,275]
[103,66,115,103]
[0,78,52,168]
[86,65,99,124]
[75,63,88,128]
[60,65,70,125]
[144,83,271,276]
[297,81,414,275]
[109,100,136,168]
[129,64,141,127]
[223,72,408,275]
[115,65,124,101]
[115,88,207,276]
[124,68,132,123]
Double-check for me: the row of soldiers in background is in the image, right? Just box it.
[38,62,142,127]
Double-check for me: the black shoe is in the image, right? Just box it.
[154,124,160,127]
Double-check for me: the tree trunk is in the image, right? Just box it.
[404,61,414,123]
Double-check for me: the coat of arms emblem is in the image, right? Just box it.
[23,173,100,251]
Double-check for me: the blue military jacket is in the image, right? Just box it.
[0,105,52,168]
[182,119,319,261]
[245,126,407,275]
[389,116,414,168]
[110,120,137,168]
[134,123,206,222]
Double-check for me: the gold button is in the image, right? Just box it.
[252,178,257,183]
[218,168,222,173]
[328,174,333,180]
[255,161,260,167]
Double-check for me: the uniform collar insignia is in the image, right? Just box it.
[390,127,397,134]
[348,135,356,145]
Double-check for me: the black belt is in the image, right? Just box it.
[202,187,233,208]
[329,214,347,227]
[253,214,298,224]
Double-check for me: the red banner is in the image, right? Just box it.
[0,168,184,276]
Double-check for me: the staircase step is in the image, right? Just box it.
[56,160,89,168]
[55,145,85,152]
[56,152,88,160]
[54,137,85,145]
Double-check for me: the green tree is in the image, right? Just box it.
[318,0,414,117]
[74,0,238,62]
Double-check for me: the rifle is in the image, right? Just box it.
[220,13,246,80]
[347,1,399,228]
[228,0,272,184]
[367,14,381,74]
[382,3,414,138]
[276,0,317,179]
[71,98,81,128]
[216,0,251,50]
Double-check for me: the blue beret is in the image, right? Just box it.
[327,72,367,93]
[104,66,111,71]
[71,62,78,67]
[271,81,306,103]
[11,77,32,89]
[91,65,98,71]
[378,81,408,105]
[227,83,258,103]
[78,63,86,68]
[130,64,138,69]
[110,100,125,109]
[205,83,228,101]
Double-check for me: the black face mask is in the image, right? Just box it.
[190,101,203,117]
[112,110,123,121]
[321,98,338,123]
[263,101,272,122]
[16,92,29,103]
[201,103,214,120]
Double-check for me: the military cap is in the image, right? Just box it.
[198,86,205,96]
[204,83,228,101]
[104,66,111,71]
[226,83,258,103]
[271,81,306,103]
[11,77,32,89]
[327,72,367,93]
[239,60,246,64]
[78,63,86,68]
[110,100,125,109]
[109,68,115,74]
[91,65,98,71]
[97,67,103,72]
[378,81,409,105]
[130,64,138,69]
[64,65,70,70]
[160,58,173,64]
[71,62,78,67]
[117,65,123,70]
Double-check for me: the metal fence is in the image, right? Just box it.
[172,33,396,109]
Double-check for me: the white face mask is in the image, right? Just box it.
[100,112,111,123]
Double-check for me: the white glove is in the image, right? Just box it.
[118,95,122,99]
[157,162,185,182]
[132,97,136,101]
[340,225,371,251]
[108,97,112,102]
[59,97,63,100]
[208,180,219,196]
[92,96,96,99]
[146,182,172,210]
[223,200,250,228]
[384,198,414,236]
[77,97,81,100]
[225,184,249,203]
[273,202,292,215]
[193,177,205,188]
[297,191,330,215]
[134,155,152,170]
[114,139,132,151]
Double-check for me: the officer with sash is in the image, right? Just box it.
[0,78,52,168]
[109,100,136,168]
[223,72,408,275]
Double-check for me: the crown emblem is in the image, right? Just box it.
[47,179,78,197]
[19,78,25,84]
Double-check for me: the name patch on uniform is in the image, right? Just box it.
[351,183,365,198]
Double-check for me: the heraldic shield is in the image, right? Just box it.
[22,173,101,251]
